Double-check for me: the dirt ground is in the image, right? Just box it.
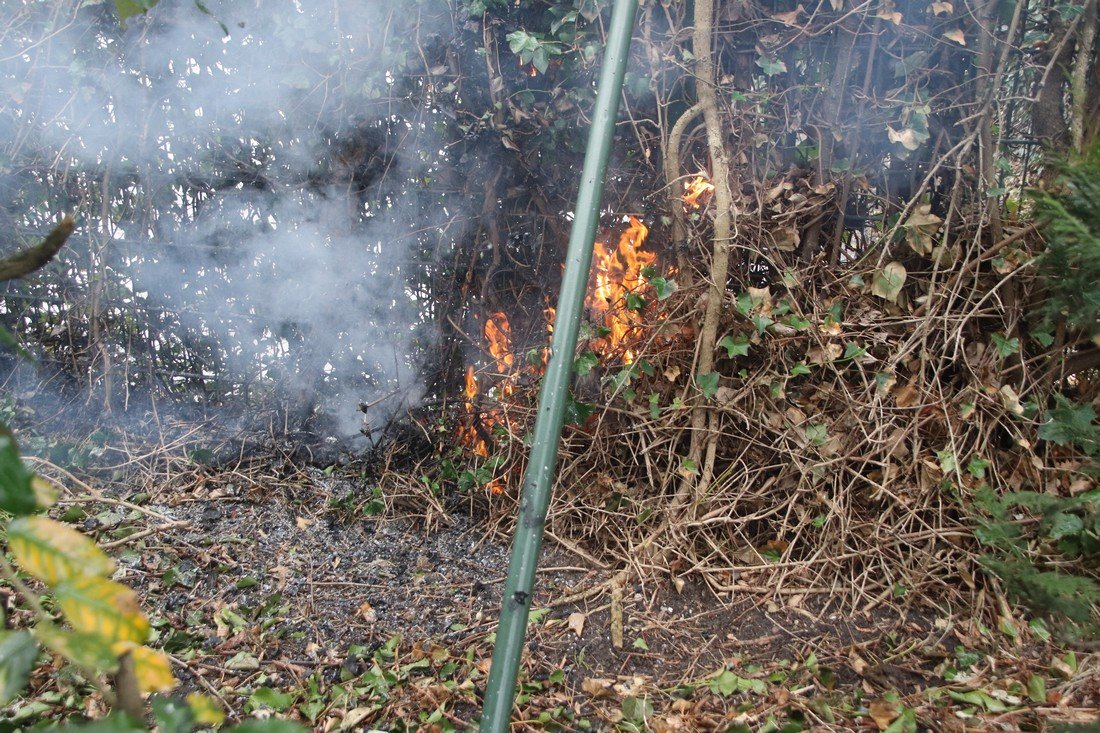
[3,422,1098,731]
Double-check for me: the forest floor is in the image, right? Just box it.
[2,412,1098,732]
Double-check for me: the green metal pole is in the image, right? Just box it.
[478,1,638,730]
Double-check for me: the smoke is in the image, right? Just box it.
[0,0,457,440]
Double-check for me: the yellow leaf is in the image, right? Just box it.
[121,644,177,693]
[930,1,953,14]
[54,576,150,645]
[31,477,58,510]
[186,693,225,726]
[34,623,118,672]
[943,28,966,45]
[7,516,115,585]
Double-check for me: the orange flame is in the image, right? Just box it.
[682,175,714,209]
[586,216,655,363]
[485,312,514,374]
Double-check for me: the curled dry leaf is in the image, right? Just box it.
[771,4,804,25]
[943,28,966,45]
[581,677,615,698]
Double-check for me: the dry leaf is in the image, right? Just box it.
[296,516,313,530]
[772,4,805,25]
[581,677,614,698]
[930,1,953,14]
[869,699,899,730]
[888,126,923,151]
[664,364,681,381]
[358,602,378,624]
[1000,384,1025,415]
[567,611,586,637]
[943,28,966,45]
[893,382,919,408]
[876,9,903,24]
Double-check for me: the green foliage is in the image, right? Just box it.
[973,485,1099,631]
[1031,144,1100,340]
[1038,395,1100,457]
[0,435,36,516]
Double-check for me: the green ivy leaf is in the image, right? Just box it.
[696,372,719,399]
[114,0,159,25]
[574,351,599,376]
[991,332,1020,358]
[805,423,828,446]
[719,334,750,358]
[649,276,677,300]
[790,362,811,377]
[755,55,787,76]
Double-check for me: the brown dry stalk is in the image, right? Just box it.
[669,0,735,523]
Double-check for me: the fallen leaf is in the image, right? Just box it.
[872,262,907,303]
[930,1,953,14]
[296,516,312,530]
[772,4,804,25]
[943,28,966,45]
[869,699,899,730]
[359,602,377,624]
[581,677,614,698]
[567,611,586,637]
[888,126,923,151]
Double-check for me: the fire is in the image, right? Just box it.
[683,175,714,209]
[586,216,656,363]
[459,217,664,492]
[485,312,514,374]
[460,365,489,458]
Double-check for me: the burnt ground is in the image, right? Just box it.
[2,427,1098,732]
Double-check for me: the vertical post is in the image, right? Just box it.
[478,1,638,730]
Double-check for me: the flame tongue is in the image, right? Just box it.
[683,175,715,209]
[586,215,654,363]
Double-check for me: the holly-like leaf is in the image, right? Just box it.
[0,631,38,706]
[7,516,116,585]
[54,576,150,645]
